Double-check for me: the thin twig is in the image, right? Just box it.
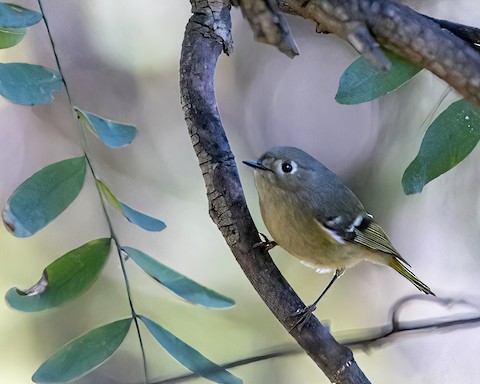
[37,2,148,381]
[149,296,480,383]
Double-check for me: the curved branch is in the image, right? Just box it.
[180,1,369,383]
[277,0,480,106]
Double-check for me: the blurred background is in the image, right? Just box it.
[1,1,480,383]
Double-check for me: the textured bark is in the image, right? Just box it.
[276,0,480,106]
[235,0,480,104]
[180,1,370,383]
[237,0,299,57]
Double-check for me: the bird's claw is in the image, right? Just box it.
[253,232,277,251]
[288,304,317,332]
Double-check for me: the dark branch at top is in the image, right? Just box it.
[424,14,480,50]
[239,0,480,106]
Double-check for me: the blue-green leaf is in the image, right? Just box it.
[0,3,42,28]
[2,156,86,237]
[32,318,131,383]
[123,247,235,308]
[120,202,166,231]
[403,99,480,194]
[75,107,137,148]
[139,316,242,384]
[5,238,111,312]
[0,27,26,48]
[336,50,421,104]
[0,63,62,105]
[96,180,166,231]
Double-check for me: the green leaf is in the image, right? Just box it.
[2,156,87,237]
[95,179,122,209]
[123,247,235,308]
[403,100,480,194]
[0,27,26,48]
[0,63,62,105]
[139,316,242,384]
[32,318,131,383]
[0,3,42,28]
[75,107,137,148]
[336,50,421,104]
[5,238,111,312]
[96,180,166,231]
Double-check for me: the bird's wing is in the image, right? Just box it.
[321,214,411,266]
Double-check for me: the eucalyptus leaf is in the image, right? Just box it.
[0,27,26,48]
[0,3,42,28]
[403,100,480,194]
[32,318,131,383]
[97,179,166,231]
[75,107,137,148]
[5,238,111,312]
[139,316,242,384]
[123,247,235,308]
[0,63,62,105]
[2,156,87,237]
[336,50,421,104]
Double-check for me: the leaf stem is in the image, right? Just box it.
[36,0,88,150]
[37,1,149,381]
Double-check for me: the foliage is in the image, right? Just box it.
[124,247,236,308]
[3,157,86,237]
[0,27,26,48]
[336,49,421,105]
[0,2,239,383]
[32,318,132,383]
[139,316,242,384]
[96,179,167,231]
[336,49,480,194]
[6,238,111,312]
[402,100,480,194]
[0,63,62,105]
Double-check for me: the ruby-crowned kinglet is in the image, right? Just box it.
[243,146,434,319]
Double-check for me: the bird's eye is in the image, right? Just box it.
[281,162,293,173]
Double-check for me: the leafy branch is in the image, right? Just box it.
[1,2,240,383]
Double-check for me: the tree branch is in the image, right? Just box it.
[180,1,369,383]
[423,14,480,50]
[236,0,299,57]
[275,0,480,106]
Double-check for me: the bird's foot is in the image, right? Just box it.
[289,304,317,332]
[253,232,277,251]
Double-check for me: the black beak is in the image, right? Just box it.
[242,160,272,172]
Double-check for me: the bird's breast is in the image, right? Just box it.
[256,184,360,270]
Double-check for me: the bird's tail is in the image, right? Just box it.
[389,257,435,295]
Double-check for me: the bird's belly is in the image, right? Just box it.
[261,201,362,271]
[278,228,362,271]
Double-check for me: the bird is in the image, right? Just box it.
[243,146,434,326]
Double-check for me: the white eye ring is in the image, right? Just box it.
[280,160,297,174]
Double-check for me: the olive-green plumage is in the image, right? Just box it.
[244,146,433,296]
